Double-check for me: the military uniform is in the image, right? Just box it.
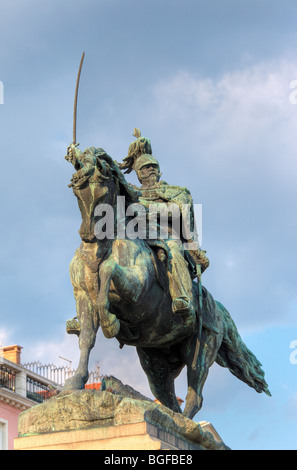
[119,130,209,319]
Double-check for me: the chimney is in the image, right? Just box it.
[0,345,23,364]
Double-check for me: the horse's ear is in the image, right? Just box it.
[95,149,140,202]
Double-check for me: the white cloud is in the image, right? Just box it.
[21,334,78,367]
[152,59,297,172]
[149,58,297,331]
[0,327,14,348]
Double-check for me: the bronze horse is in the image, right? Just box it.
[63,146,270,419]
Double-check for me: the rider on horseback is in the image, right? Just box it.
[119,129,210,324]
[64,132,270,413]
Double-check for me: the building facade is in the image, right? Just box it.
[0,345,61,450]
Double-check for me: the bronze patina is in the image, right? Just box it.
[64,136,270,419]
[62,58,270,419]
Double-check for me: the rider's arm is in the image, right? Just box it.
[66,144,83,169]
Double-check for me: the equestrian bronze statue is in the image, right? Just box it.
[63,131,270,419]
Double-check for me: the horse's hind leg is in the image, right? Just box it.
[181,329,218,419]
[136,346,183,414]
[184,358,208,419]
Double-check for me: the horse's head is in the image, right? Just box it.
[66,146,139,243]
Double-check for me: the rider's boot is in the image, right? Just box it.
[172,296,196,325]
[66,317,81,336]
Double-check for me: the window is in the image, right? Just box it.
[0,419,8,450]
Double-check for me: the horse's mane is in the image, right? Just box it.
[92,147,140,204]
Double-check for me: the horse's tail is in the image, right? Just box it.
[215,301,271,397]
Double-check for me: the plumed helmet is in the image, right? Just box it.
[118,129,159,174]
[133,153,160,173]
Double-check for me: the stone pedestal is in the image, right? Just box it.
[14,377,230,451]
[15,420,222,451]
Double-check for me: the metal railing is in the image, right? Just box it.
[26,377,54,403]
[22,361,101,388]
[0,360,65,404]
[0,365,16,392]
[22,362,74,385]
[0,359,102,405]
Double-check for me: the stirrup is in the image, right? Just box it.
[66,317,81,336]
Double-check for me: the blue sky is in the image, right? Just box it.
[0,0,297,450]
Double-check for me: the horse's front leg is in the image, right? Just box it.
[64,290,99,391]
[98,259,121,339]
[98,255,149,338]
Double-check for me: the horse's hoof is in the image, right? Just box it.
[101,314,120,339]
[63,375,86,391]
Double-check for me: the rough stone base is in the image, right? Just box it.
[15,376,230,451]
[15,421,214,450]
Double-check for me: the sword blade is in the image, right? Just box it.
[73,52,85,145]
